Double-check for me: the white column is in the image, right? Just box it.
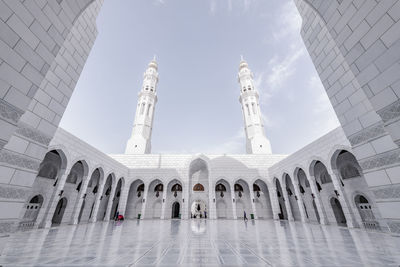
[140,182,149,219]
[70,175,90,225]
[230,182,237,219]
[292,181,308,223]
[268,185,280,220]
[182,182,189,219]
[329,171,358,228]
[89,182,105,223]
[209,187,217,219]
[281,184,294,221]
[117,186,129,217]
[160,188,167,219]
[249,189,258,219]
[104,182,117,221]
[40,168,70,228]
[308,176,328,225]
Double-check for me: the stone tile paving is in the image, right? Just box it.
[1,219,400,266]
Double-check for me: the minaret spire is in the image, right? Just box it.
[238,58,272,154]
[125,58,159,154]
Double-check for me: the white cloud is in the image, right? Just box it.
[227,0,233,12]
[154,0,165,5]
[254,1,305,105]
[208,0,257,15]
[155,129,246,154]
[308,75,340,135]
[204,128,245,154]
[266,47,304,90]
[209,0,217,15]
[271,1,302,42]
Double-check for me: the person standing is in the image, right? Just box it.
[115,211,119,221]
[244,211,248,222]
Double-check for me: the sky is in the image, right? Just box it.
[59,0,340,155]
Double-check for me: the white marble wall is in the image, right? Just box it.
[295,0,400,233]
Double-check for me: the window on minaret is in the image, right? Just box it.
[252,103,256,114]
[147,104,152,116]
[248,86,251,91]
[246,104,250,116]
[151,87,154,92]
[140,103,145,115]
[243,87,246,92]
[145,86,149,91]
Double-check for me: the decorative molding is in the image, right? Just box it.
[373,185,400,200]
[16,123,52,146]
[0,150,40,171]
[0,98,24,124]
[388,221,400,234]
[377,99,400,123]
[348,122,386,146]
[359,149,400,171]
[0,139,7,150]
[0,185,30,200]
[0,221,16,234]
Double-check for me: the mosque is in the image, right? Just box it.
[17,55,382,230]
[0,0,400,266]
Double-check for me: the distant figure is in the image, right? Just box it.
[204,210,207,218]
[244,211,248,222]
[115,211,119,221]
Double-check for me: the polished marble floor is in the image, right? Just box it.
[1,219,400,266]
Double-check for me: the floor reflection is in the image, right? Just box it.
[1,219,400,266]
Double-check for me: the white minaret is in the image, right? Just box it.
[238,56,272,154]
[125,57,159,154]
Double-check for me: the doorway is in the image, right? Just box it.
[330,197,347,226]
[52,197,68,226]
[191,200,207,219]
[172,202,180,218]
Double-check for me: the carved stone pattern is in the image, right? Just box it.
[0,185,30,200]
[0,150,40,171]
[0,140,7,150]
[377,99,400,123]
[0,98,24,124]
[388,221,400,234]
[359,149,400,170]
[0,221,16,234]
[348,122,386,146]
[373,184,400,199]
[16,124,52,146]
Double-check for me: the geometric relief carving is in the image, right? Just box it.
[388,221,400,234]
[348,122,386,146]
[359,148,400,171]
[0,98,24,124]
[0,140,7,150]
[16,123,52,146]
[373,184,400,200]
[377,99,400,123]
[0,185,30,200]
[0,150,40,171]
[0,221,16,234]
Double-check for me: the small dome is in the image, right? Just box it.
[148,60,158,70]
[239,59,248,71]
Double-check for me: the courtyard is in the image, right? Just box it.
[1,219,400,266]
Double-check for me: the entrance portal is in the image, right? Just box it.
[52,197,67,226]
[330,197,347,226]
[191,200,207,219]
[172,202,180,218]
